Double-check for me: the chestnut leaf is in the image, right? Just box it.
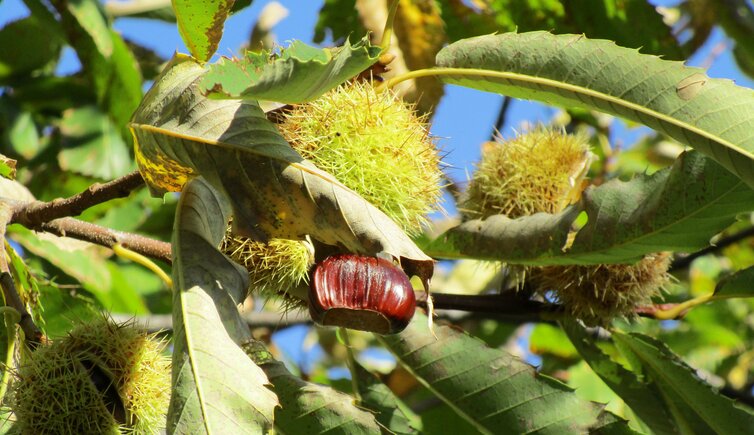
[129,54,433,282]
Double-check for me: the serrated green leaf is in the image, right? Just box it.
[200,37,382,103]
[562,321,676,434]
[714,266,754,299]
[353,360,421,433]
[244,340,382,434]
[58,106,132,180]
[612,331,754,435]
[0,15,62,81]
[435,31,754,189]
[130,54,433,280]
[379,311,603,434]
[172,0,234,62]
[168,177,277,433]
[589,411,646,435]
[425,151,754,264]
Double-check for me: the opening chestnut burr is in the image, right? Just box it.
[308,254,416,334]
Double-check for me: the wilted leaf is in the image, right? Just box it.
[58,105,132,180]
[199,36,382,103]
[380,311,604,434]
[130,54,433,280]
[426,152,754,264]
[435,31,754,189]
[168,177,277,433]
[244,340,382,433]
[612,331,754,434]
[173,0,235,62]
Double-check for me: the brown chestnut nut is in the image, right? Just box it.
[309,254,416,334]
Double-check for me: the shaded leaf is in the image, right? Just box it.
[438,0,683,59]
[7,76,95,113]
[714,266,754,299]
[244,340,382,433]
[0,15,62,81]
[9,225,111,293]
[562,321,676,434]
[435,31,754,189]
[313,0,364,44]
[714,0,754,79]
[130,54,433,280]
[58,105,132,180]
[612,331,754,434]
[0,99,41,161]
[49,0,142,133]
[200,37,382,103]
[379,311,603,434]
[173,0,235,62]
[168,177,277,433]
[353,360,421,433]
[425,152,754,264]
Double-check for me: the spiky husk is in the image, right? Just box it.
[12,316,170,434]
[278,80,443,234]
[222,81,443,304]
[531,253,671,326]
[221,234,314,301]
[461,127,592,220]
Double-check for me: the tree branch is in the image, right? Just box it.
[417,291,563,323]
[11,171,145,227]
[37,217,172,264]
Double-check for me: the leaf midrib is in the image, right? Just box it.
[429,67,754,161]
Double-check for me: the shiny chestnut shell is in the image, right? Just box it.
[309,254,416,334]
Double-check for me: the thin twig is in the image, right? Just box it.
[111,310,312,333]
[38,217,172,264]
[11,171,145,227]
[489,96,511,141]
[671,225,754,271]
[417,292,563,322]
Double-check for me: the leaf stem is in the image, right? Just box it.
[651,293,713,320]
[113,243,172,288]
[340,328,362,403]
[11,171,145,227]
[379,0,400,52]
